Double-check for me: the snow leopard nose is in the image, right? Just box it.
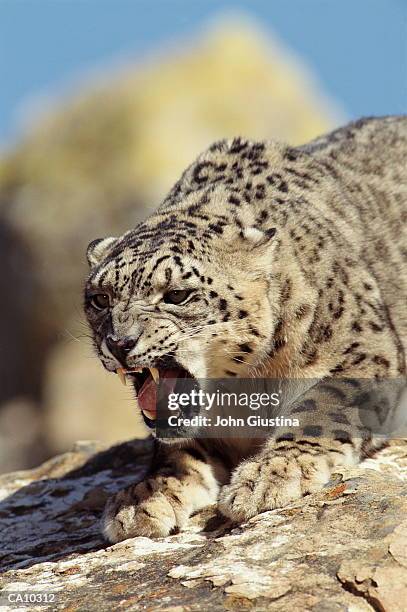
[106,334,138,364]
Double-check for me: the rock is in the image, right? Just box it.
[0,440,406,611]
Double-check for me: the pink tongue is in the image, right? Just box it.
[137,378,157,415]
[137,369,180,417]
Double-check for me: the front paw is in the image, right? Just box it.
[102,480,180,543]
[218,451,331,522]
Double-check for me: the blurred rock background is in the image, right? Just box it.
[0,17,342,472]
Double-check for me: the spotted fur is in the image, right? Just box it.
[85,116,406,542]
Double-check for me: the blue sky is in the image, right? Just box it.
[0,0,406,146]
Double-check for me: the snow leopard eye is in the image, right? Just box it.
[89,293,110,311]
[163,289,191,305]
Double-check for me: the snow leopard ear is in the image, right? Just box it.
[86,236,118,269]
[223,225,277,250]
[220,226,278,278]
[222,225,277,255]
[240,226,277,247]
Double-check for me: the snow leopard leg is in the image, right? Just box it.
[218,378,406,521]
[102,444,221,543]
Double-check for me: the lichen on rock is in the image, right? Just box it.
[0,439,406,610]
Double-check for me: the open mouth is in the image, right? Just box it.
[116,362,191,424]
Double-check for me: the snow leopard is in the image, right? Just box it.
[84,116,406,542]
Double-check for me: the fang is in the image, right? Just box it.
[150,367,159,383]
[117,368,127,386]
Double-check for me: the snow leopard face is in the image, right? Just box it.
[84,151,281,425]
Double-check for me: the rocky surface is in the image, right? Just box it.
[0,439,406,611]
